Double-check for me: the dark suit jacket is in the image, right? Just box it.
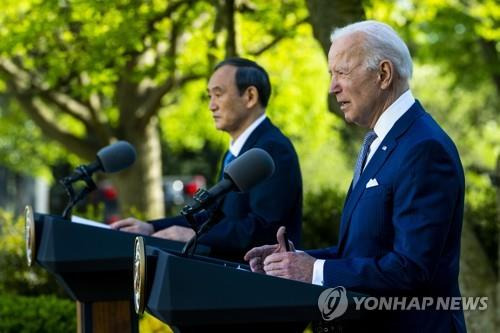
[153,118,302,261]
[308,101,466,332]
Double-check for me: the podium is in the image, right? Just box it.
[24,206,209,333]
[134,238,363,332]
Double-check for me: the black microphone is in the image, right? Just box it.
[186,148,275,213]
[181,148,275,256]
[65,141,137,183]
[61,141,136,219]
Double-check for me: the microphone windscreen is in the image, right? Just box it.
[97,141,137,173]
[224,148,275,192]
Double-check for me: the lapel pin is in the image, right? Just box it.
[382,146,387,151]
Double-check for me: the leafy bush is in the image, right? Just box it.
[465,171,499,272]
[0,209,64,296]
[301,188,345,249]
[0,294,75,332]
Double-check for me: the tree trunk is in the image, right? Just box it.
[112,116,165,220]
[459,221,497,333]
[305,0,365,57]
[305,0,366,157]
[496,154,500,331]
[224,0,237,57]
[479,39,500,97]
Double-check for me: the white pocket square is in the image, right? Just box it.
[366,178,379,188]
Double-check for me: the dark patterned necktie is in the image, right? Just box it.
[352,131,377,189]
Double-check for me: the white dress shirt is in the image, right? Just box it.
[311,90,415,286]
[229,114,267,157]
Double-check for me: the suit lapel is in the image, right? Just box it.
[217,118,271,180]
[216,118,272,207]
[238,118,272,154]
[337,101,426,248]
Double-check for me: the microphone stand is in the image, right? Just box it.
[181,197,225,257]
[60,165,97,220]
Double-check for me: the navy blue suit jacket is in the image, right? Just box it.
[153,118,302,261]
[308,102,466,332]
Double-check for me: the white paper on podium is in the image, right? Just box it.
[71,215,111,229]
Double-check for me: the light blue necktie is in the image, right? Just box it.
[352,131,377,189]
[220,151,236,179]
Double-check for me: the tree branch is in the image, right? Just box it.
[87,93,114,144]
[116,57,141,120]
[248,17,309,56]
[224,0,238,57]
[114,3,190,118]
[479,38,500,97]
[116,0,202,132]
[115,1,192,120]
[77,72,114,143]
[207,0,225,70]
[167,16,179,73]
[38,90,92,124]
[4,80,99,160]
[148,0,195,33]
[136,73,204,129]
[0,58,96,126]
[116,0,195,69]
[0,56,116,158]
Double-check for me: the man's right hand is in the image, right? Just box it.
[109,218,154,236]
[243,226,294,273]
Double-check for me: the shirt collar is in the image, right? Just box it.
[229,114,267,156]
[373,89,415,142]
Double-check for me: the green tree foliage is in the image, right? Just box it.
[0,100,75,181]
[0,0,217,218]
[1,0,347,218]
